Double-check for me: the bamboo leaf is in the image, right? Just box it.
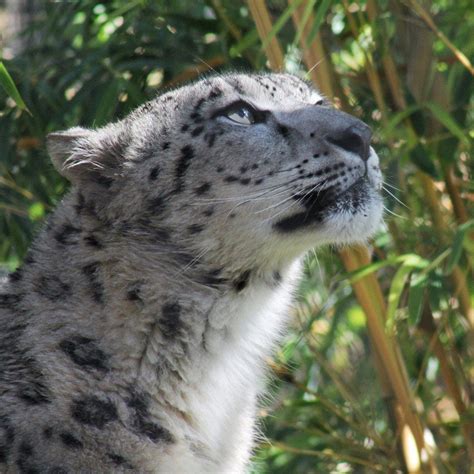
[260,0,305,50]
[0,62,29,112]
[386,255,429,329]
[343,254,428,285]
[424,102,469,145]
[229,29,259,57]
[293,0,317,46]
[382,104,421,139]
[409,143,438,178]
[305,0,333,47]
[445,220,474,273]
[408,274,427,326]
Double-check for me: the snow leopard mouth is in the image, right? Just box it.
[273,178,371,232]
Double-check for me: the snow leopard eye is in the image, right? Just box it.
[314,99,324,106]
[225,102,256,125]
[213,100,267,125]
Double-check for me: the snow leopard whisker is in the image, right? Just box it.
[262,180,327,225]
[383,205,407,219]
[253,192,300,214]
[195,178,301,205]
[381,180,402,192]
[382,184,409,209]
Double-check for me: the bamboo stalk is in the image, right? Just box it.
[370,3,474,460]
[248,2,436,471]
[339,247,427,455]
[419,304,474,458]
[441,164,469,225]
[366,0,407,111]
[247,0,284,70]
[407,0,474,76]
[289,0,351,111]
[341,0,389,126]
[288,0,334,98]
[163,55,226,88]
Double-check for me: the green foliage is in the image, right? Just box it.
[1,1,473,472]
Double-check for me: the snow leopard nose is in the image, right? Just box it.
[326,123,372,161]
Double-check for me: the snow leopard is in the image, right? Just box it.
[0,72,383,473]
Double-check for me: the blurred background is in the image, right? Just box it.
[0,1,472,473]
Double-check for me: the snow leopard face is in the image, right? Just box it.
[48,73,383,270]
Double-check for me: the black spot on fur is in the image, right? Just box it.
[195,182,211,195]
[9,268,23,282]
[81,262,104,304]
[1,323,52,408]
[59,432,83,449]
[126,390,148,415]
[147,195,167,214]
[234,270,251,292]
[126,284,142,302]
[94,175,114,188]
[273,271,282,284]
[200,268,228,288]
[83,234,102,249]
[254,178,264,185]
[18,378,52,405]
[35,275,71,301]
[71,396,118,429]
[107,453,134,468]
[232,80,245,95]
[224,175,239,183]
[43,427,53,439]
[59,336,109,372]
[191,126,204,137]
[74,193,98,219]
[208,88,222,99]
[160,302,182,339]
[181,124,190,132]
[174,252,196,268]
[277,124,289,139]
[149,166,160,181]
[188,224,204,234]
[152,227,171,241]
[202,207,214,217]
[54,224,81,245]
[48,468,68,474]
[251,163,259,170]
[18,441,33,458]
[174,145,195,192]
[194,97,206,110]
[74,192,86,214]
[0,293,22,309]
[136,420,174,444]
[126,390,174,444]
[205,132,216,147]
[0,416,15,463]
[239,166,248,174]
[216,166,224,173]
[162,142,170,150]
[239,178,251,185]
[16,441,38,474]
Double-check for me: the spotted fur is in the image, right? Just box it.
[0,73,383,472]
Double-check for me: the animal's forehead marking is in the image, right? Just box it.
[220,74,322,105]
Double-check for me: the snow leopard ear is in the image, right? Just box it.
[47,126,126,187]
